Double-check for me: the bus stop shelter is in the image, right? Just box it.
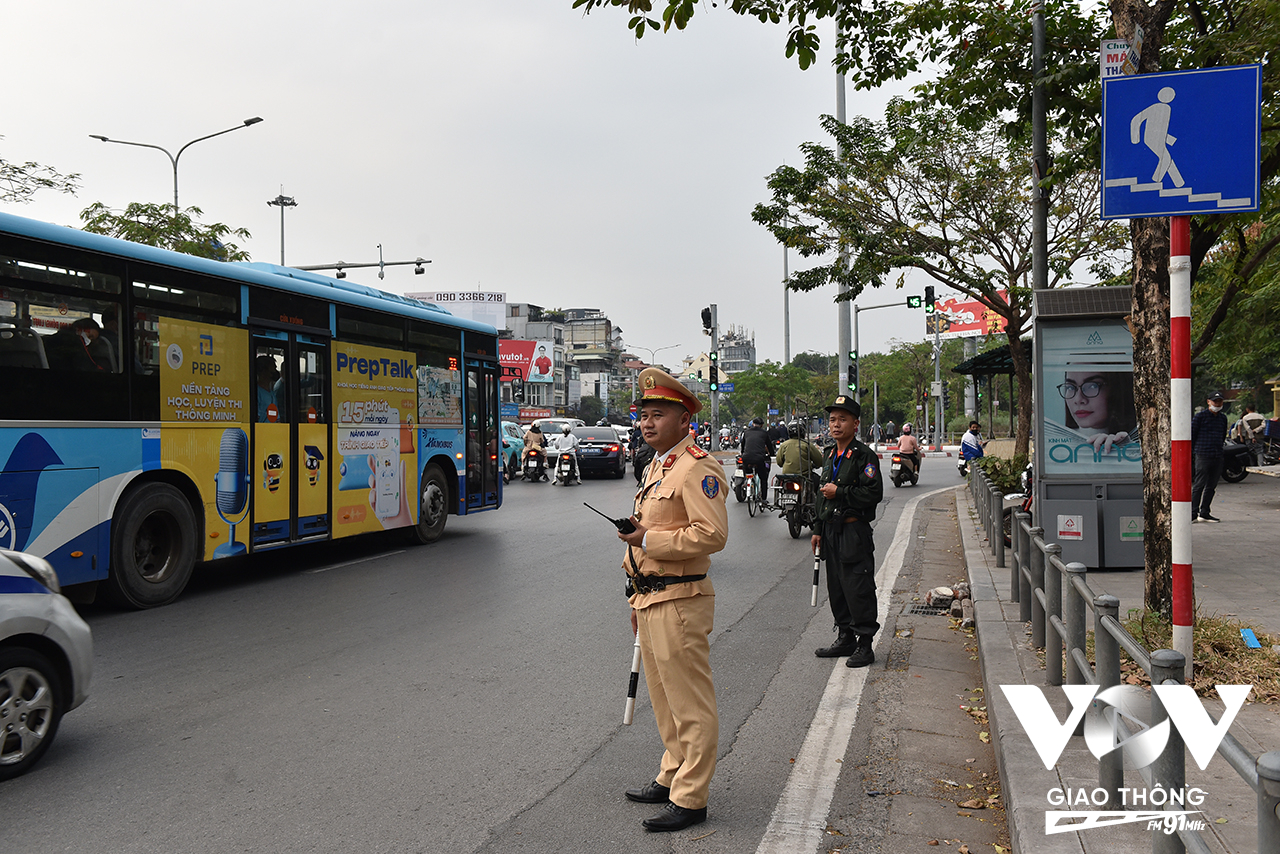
[951,339,1030,437]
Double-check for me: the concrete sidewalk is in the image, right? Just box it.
[957,475,1280,853]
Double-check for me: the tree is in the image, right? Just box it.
[79,202,252,262]
[753,101,1127,457]
[1,137,79,204]
[575,0,1280,618]
[728,360,812,421]
[575,394,606,424]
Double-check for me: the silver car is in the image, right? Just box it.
[1,550,92,780]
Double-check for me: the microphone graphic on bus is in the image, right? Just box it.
[214,428,251,557]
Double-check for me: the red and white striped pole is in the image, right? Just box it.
[1170,215,1194,680]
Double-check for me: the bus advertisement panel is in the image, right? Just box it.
[332,341,419,537]
[158,319,251,560]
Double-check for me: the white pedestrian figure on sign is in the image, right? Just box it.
[1130,86,1185,187]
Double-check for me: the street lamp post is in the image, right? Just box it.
[266,193,297,265]
[633,343,680,370]
[89,117,264,213]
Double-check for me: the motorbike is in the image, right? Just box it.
[522,447,548,482]
[732,455,747,503]
[891,452,919,487]
[1222,439,1255,483]
[1000,461,1035,548]
[554,450,579,486]
[773,473,818,538]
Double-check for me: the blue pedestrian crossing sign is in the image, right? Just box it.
[1101,65,1260,220]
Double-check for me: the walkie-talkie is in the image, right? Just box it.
[583,502,637,534]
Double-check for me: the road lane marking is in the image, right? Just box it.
[307,550,405,573]
[755,486,952,854]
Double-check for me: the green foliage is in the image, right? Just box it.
[575,394,606,424]
[1,137,80,204]
[974,453,1028,495]
[728,360,813,420]
[1193,218,1280,406]
[79,201,252,262]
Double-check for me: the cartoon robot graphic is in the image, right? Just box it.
[263,452,284,492]
[304,445,324,486]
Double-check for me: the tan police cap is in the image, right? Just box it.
[634,367,703,415]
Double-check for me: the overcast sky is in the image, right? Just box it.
[7,1,940,369]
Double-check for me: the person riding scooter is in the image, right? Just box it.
[775,421,824,485]
[551,423,581,483]
[523,423,548,481]
[958,420,985,476]
[897,422,922,473]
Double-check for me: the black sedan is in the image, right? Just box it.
[572,427,627,478]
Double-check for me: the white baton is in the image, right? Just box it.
[623,634,642,725]
[811,546,821,607]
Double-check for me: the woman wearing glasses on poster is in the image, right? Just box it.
[1057,371,1138,456]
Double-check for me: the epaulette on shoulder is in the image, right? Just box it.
[686,444,709,459]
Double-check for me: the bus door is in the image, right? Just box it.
[464,358,500,508]
[250,330,331,547]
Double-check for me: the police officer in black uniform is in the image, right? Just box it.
[811,395,884,668]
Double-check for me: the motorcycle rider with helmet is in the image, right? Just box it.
[775,421,825,483]
[551,423,582,483]
[523,423,548,480]
[896,422,922,473]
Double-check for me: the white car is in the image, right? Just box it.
[611,425,633,459]
[1,550,92,780]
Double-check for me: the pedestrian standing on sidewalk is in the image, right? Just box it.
[1191,391,1229,523]
[618,367,728,832]
[811,395,884,667]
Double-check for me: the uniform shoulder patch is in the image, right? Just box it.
[686,445,709,459]
[864,462,878,479]
[702,475,720,498]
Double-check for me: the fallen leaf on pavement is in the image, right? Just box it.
[959,799,987,809]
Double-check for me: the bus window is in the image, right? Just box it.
[255,344,287,423]
[296,343,327,424]
[0,280,126,419]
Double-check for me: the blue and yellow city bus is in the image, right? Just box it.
[0,211,502,607]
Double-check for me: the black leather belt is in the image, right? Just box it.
[626,574,707,596]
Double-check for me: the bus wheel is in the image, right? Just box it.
[108,483,198,609]
[410,465,449,544]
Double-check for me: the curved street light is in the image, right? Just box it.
[90,117,264,213]
[632,343,680,370]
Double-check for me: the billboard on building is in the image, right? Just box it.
[926,291,1010,339]
[406,291,505,331]
[499,340,555,383]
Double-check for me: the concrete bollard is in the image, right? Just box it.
[1258,752,1280,854]
[1062,562,1088,686]
[1150,649,1187,854]
[992,488,1005,568]
[1094,595,1122,807]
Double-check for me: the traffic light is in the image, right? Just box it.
[906,295,922,309]
[941,384,950,410]
[847,349,858,392]
[701,307,713,330]
[924,286,935,315]
[709,351,720,392]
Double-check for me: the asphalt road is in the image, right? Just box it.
[5,452,962,853]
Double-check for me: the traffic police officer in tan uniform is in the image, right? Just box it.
[811,395,884,668]
[617,367,728,832]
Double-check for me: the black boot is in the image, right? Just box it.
[815,630,858,658]
[845,634,874,668]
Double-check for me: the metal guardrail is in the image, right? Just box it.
[966,465,1280,854]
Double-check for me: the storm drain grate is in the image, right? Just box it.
[903,604,949,616]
